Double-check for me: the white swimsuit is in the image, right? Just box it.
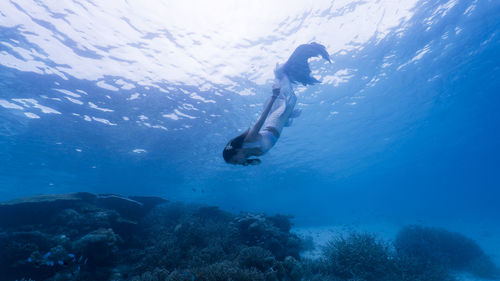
[242,129,278,154]
[242,76,297,154]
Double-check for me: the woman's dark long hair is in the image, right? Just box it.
[223,130,262,166]
[223,130,248,163]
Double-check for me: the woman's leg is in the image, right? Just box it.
[263,91,296,135]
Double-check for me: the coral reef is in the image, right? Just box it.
[304,227,499,281]
[321,233,393,281]
[0,193,301,281]
[394,225,500,279]
[0,193,498,281]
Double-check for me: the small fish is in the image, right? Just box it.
[58,260,64,265]
[43,251,52,259]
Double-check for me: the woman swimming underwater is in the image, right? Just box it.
[223,42,330,166]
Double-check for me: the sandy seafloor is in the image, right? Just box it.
[294,219,500,281]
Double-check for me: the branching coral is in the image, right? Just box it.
[322,233,393,281]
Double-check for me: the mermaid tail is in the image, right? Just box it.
[265,43,329,132]
[276,42,330,86]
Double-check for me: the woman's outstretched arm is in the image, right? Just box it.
[244,86,280,142]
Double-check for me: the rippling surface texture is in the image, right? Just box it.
[1,0,499,234]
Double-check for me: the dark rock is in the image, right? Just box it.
[0,193,96,206]
[0,192,95,228]
[0,192,168,230]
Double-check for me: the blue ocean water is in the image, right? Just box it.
[0,0,499,259]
